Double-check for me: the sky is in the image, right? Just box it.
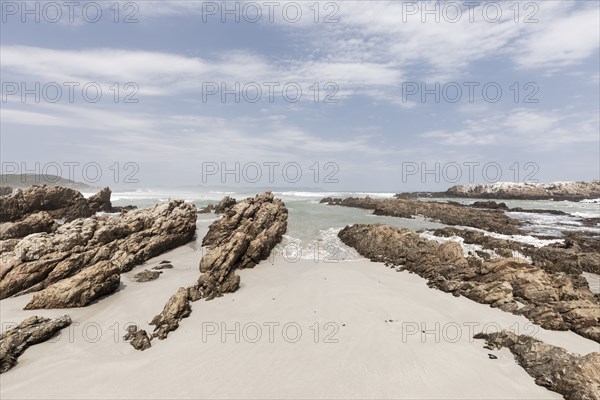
[1,0,599,191]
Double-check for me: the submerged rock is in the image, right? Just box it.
[474,331,600,400]
[0,315,71,373]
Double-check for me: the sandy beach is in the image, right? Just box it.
[1,221,598,399]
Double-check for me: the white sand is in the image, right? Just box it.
[1,221,599,399]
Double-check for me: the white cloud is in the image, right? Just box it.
[421,108,600,148]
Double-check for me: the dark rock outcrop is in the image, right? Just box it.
[0,185,93,223]
[324,197,522,234]
[474,331,600,400]
[213,196,236,213]
[87,187,113,213]
[0,315,71,373]
[433,227,600,276]
[338,224,600,342]
[1,200,197,304]
[0,186,12,196]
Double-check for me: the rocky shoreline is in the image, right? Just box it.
[1,185,598,398]
[338,224,599,342]
[395,180,600,201]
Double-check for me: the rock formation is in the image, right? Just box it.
[87,187,113,213]
[338,224,600,342]
[432,227,600,276]
[323,197,522,234]
[0,315,71,373]
[0,185,93,223]
[474,331,600,400]
[1,200,197,306]
[123,325,152,351]
[133,269,162,282]
[213,196,237,213]
[150,287,192,339]
[146,192,287,343]
[24,261,120,309]
[0,212,57,240]
[196,191,288,299]
[0,186,12,196]
[447,181,600,201]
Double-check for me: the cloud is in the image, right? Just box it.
[420,108,600,148]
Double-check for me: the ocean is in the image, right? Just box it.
[83,189,600,263]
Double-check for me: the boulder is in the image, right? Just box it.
[87,187,112,213]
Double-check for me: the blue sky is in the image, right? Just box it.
[1,0,599,191]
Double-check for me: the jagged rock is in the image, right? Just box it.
[145,192,287,343]
[87,187,112,213]
[24,260,121,309]
[324,197,522,234]
[1,200,197,300]
[123,325,152,351]
[0,185,93,223]
[197,191,287,298]
[433,227,600,276]
[213,196,236,213]
[0,315,71,373]
[338,224,600,342]
[0,186,12,196]
[474,331,600,400]
[0,211,57,240]
[133,269,162,282]
[150,287,191,339]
